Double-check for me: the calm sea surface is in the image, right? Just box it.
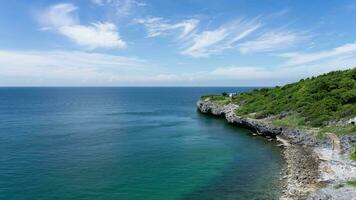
[0,87,283,200]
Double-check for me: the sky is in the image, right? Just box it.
[0,0,356,86]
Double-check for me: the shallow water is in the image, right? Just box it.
[0,87,283,200]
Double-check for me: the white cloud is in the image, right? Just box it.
[40,3,78,28]
[131,49,355,85]
[209,67,278,79]
[181,19,261,58]
[59,22,126,49]
[135,17,261,58]
[39,3,126,49]
[281,41,356,65]
[134,17,199,39]
[0,50,145,85]
[134,16,311,58]
[142,67,288,85]
[0,50,353,86]
[140,60,354,86]
[238,30,306,54]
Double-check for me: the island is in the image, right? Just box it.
[197,68,356,199]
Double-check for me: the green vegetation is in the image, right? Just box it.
[271,115,307,128]
[351,153,356,162]
[233,68,356,127]
[333,180,356,188]
[202,68,356,136]
[200,95,226,101]
[347,180,356,187]
[334,183,345,189]
[200,94,231,105]
[334,179,356,188]
[351,144,356,162]
[319,125,356,137]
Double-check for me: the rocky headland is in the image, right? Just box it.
[197,99,356,200]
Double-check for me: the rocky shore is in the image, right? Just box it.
[197,99,356,200]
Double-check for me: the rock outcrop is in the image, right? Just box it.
[197,99,356,200]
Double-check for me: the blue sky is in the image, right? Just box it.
[0,0,356,86]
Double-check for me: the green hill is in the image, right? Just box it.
[202,67,356,136]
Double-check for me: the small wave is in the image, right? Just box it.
[106,111,159,116]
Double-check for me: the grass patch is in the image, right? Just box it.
[201,95,231,105]
[316,131,327,140]
[271,115,306,128]
[319,125,356,137]
[351,143,356,162]
[270,116,356,139]
[200,95,224,100]
[351,153,356,162]
[334,184,345,189]
[347,180,356,187]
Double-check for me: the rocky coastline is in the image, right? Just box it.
[197,99,356,200]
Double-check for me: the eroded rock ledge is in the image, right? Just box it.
[197,99,356,200]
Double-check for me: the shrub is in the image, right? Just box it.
[230,67,356,127]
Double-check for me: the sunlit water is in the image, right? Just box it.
[0,87,283,200]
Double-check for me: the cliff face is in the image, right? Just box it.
[197,99,356,200]
[197,99,328,147]
[198,99,282,136]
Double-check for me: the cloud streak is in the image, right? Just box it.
[135,17,261,58]
[92,0,146,16]
[181,19,261,58]
[39,3,126,49]
[133,14,315,58]
[139,60,354,86]
[0,50,145,85]
[0,49,353,86]
[281,41,356,65]
[134,17,199,39]
[238,30,306,54]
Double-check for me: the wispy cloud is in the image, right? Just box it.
[238,30,306,54]
[181,19,261,58]
[134,17,199,39]
[134,15,311,58]
[0,49,353,86]
[208,61,353,85]
[139,60,354,86]
[281,41,356,65]
[0,50,146,85]
[39,3,126,49]
[92,0,146,16]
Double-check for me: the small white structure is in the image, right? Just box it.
[348,117,356,125]
[228,93,237,98]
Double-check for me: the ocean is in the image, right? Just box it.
[0,87,283,200]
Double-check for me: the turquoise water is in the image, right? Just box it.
[0,87,283,200]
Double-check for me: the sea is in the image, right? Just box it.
[0,87,283,200]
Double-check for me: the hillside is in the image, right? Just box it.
[201,67,356,137]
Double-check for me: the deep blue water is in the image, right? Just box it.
[0,87,283,200]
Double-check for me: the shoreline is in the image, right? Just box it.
[197,99,356,200]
